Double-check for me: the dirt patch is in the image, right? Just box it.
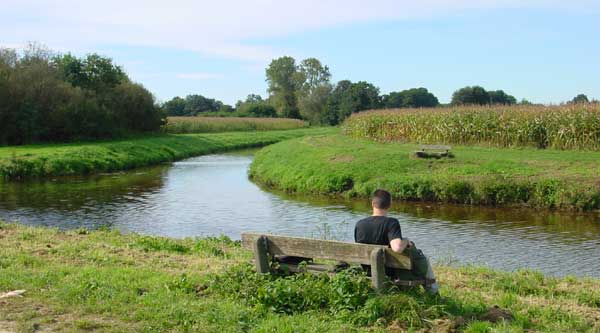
[329,155,354,163]
[480,305,513,323]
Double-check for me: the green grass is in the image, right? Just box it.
[0,127,335,180]
[1,222,598,332]
[164,116,309,134]
[249,134,600,211]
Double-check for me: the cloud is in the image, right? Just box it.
[1,0,597,62]
[177,72,224,80]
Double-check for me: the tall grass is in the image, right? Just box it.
[342,104,600,150]
[164,116,308,134]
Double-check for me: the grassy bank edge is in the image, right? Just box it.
[249,134,600,211]
[1,221,598,332]
[0,127,335,181]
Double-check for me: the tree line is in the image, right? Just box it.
[163,56,530,125]
[0,44,165,145]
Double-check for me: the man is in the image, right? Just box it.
[355,189,439,294]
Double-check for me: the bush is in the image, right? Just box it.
[0,44,165,145]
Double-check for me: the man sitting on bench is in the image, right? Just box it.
[354,189,439,294]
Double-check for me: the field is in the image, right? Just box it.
[249,134,600,211]
[164,116,308,134]
[343,104,600,150]
[0,128,334,180]
[1,222,598,332]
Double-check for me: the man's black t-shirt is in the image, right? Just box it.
[354,216,403,246]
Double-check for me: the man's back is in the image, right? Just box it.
[354,216,403,246]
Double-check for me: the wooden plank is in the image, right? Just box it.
[418,144,451,151]
[253,235,270,273]
[370,248,386,291]
[241,233,411,270]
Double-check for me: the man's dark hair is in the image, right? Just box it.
[372,189,391,209]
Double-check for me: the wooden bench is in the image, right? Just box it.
[414,144,453,159]
[241,232,423,291]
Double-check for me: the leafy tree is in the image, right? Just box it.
[325,80,380,125]
[183,94,221,115]
[451,86,491,105]
[489,90,517,105]
[265,56,301,118]
[240,103,277,117]
[297,58,332,124]
[570,94,589,104]
[163,97,187,116]
[54,53,127,92]
[382,88,439,108]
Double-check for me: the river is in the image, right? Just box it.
[1,149,599,278]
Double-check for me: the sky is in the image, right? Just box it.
[1,0,599,105]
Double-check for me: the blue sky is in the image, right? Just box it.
[2,1,599,105]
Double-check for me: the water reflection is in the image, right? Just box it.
[0,150,598,277]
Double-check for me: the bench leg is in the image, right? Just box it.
[253,235,270,274]
[370,248,386,291]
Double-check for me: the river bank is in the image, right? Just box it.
[249,134,600,211]
[0,222,598,332]
[0,128,334,180]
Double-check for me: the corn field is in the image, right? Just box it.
[342,104,600,150]
[164,117,308,134]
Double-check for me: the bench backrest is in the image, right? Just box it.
[241,233,411,270]
[419,144,451,151]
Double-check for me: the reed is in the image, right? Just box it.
[342,104,600,150]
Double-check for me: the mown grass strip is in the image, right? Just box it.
[1,222,598,332]
[249,134,600,211]
[0,128,335,180]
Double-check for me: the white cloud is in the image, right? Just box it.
[1,0,597,61]
[177,72,224,80]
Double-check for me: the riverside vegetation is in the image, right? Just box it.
[1,222,598,332]
[249,134,600,211]
[0,127,334,180]
[164,117,308,134]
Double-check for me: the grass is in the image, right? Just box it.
[0,127,334,180]
[249,134,600,211]
[164,116,308,134]
[343,104,600,150]
[0,221,598,332]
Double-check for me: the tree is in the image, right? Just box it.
[489,90,517,105]
[297,58,332,124]
[382,88,439,108]
[163,97,187,116]
[325,80,380,125]
[265,56,301,118]
[54,53,127,92]
[183,94,220,114]
[570,94,589,104]
[451,86,491,105]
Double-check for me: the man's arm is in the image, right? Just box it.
[390,238,411,253]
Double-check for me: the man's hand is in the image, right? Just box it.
[390,238,410,253]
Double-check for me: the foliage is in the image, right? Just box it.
[382,87,439,108]
[489,90,517,105]
[570,93,590,104]
[249,134,600,211]
[451,86,491,105]
[0,44,164,145]
[324,80,381,125]
[164,116,308,134]
[162,94,231,116]
[266,56,302,119]
[0,127,332,180]
[342,104,600,150]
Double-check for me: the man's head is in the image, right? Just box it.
[371,189,391,211]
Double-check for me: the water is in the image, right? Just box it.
[1,150,599,278]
